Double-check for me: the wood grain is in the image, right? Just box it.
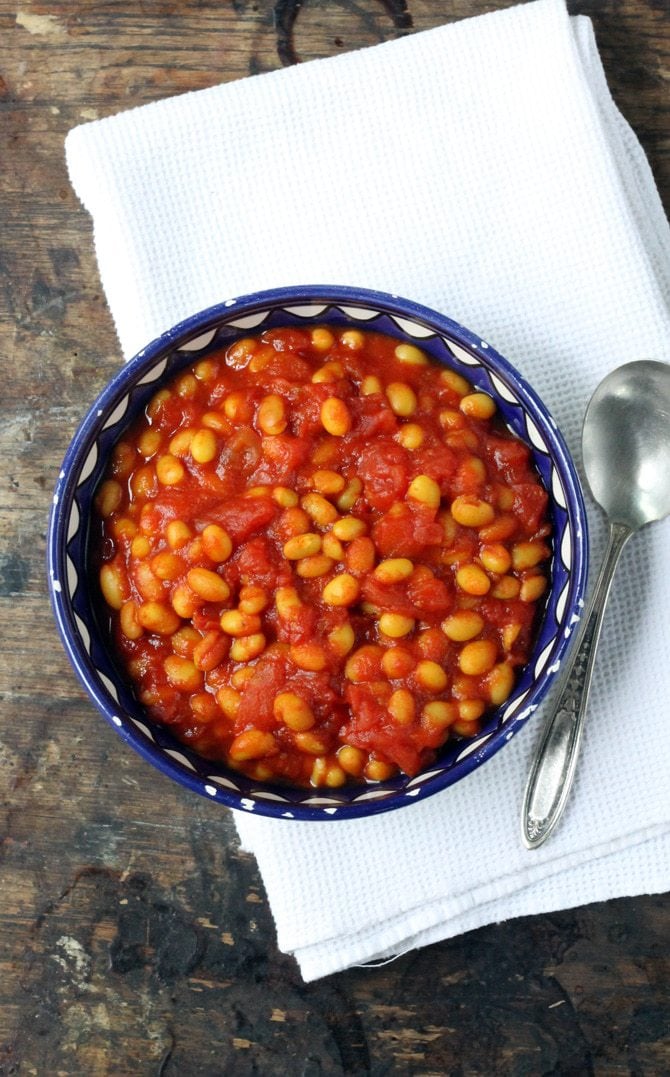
[1,1,669,1072]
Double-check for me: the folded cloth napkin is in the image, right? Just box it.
[66,0,670,981]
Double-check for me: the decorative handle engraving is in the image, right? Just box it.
[521,521,632,849]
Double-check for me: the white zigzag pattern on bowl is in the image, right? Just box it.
[489,372,519,404]
[137,357,167,384]
[454,733,493,762]
[74,611,90,650]
[102,396,130,430]
[228,312,268,330]
[389,315,434,338]
[79,443,98,483]
[253,791,296,802]
[339,306,379,321]
[503,690,528,723]
[525,415,548,453]
[534,641,554,679]
[165,748,197,771]
[445,340,480,366]
[205,775,240,792]
[98,672,120,704]
[560,524,573,568]
[66,500,80,542]
[285,304,328,317]
[552,468,568,509]
[177,329,217,352]
[129,718,153,738]
[555,580,570,624]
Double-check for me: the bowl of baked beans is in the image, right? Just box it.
[48,286,588,819]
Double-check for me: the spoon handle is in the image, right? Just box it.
[521,520,632,849]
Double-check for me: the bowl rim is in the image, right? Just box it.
[47,284,589,820]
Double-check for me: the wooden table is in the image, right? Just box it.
[2,1,669,1072]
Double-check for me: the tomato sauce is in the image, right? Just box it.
[94,326,551,789]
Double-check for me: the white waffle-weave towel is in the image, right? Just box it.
[66,0,670,981]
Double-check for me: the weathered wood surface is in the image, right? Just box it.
[1,1,669,1073]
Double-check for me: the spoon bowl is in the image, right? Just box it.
[522,359,670,848]
[583,360,670,530]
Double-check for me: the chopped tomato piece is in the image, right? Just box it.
[511,483,549,534]
[206,496,278,543]
[484,434,532,483]
[358,439,410,511]
[415,442,459,494]
[234,651,289,732]
[372,503,443,557]
[406,568,453,615]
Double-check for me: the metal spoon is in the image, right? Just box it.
[521,359,670,849]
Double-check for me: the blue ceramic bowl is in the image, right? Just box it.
[47,286,588,820]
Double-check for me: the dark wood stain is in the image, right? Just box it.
[1,1,669,1073]
[274,0,413,66]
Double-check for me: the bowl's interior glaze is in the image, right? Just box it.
[47,287,588,820]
